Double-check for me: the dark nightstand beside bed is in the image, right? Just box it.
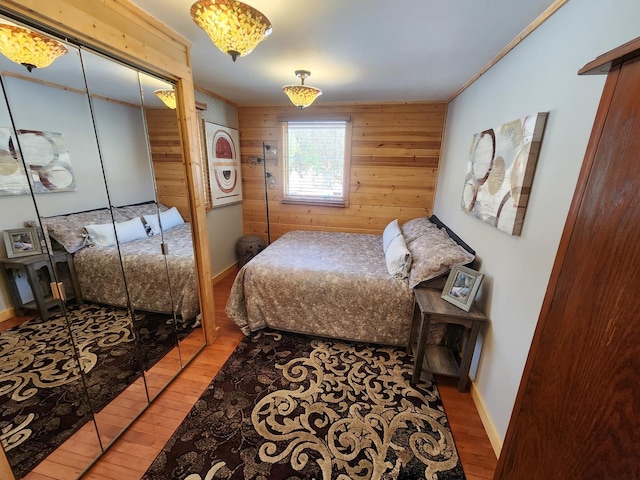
[0,251,83,321]
[408,287,488,392]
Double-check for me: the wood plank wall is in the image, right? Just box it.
[238,103,446,241]
[145,107,191,222]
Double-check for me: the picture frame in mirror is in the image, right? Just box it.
[3,227,42,258]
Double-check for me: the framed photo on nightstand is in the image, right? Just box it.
[3,227,42,258]
[441,264,484,311]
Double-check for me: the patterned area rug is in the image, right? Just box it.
[0,303,193,478]
[143,330,465,480]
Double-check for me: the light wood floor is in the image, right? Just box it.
[17,271,497,479]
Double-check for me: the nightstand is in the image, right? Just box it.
[0,251,83,320]
[408,287,488,392]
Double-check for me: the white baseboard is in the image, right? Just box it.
[470,380,503,458]
[0,308,15,323]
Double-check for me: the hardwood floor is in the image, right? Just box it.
[19,270,497,479]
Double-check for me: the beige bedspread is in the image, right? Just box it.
[225,230,415,345]
[73,224,199,320]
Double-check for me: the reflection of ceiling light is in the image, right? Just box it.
[190,0,272,62]
[0,24,67,72]
[282,70,322,109]
[154,89,176,109]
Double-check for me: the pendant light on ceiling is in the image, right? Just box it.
[0,24,67,72]
[282,70,322,109]
[190,0,272,62]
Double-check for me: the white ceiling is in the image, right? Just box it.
[130,0,557,106]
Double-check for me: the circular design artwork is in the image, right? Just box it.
[469,129,495,184]
[510,149,529,204]
[487,155,505,195]
[461,182,478,212]
[212,130,238,194]
[215,135,233,159]
[16,130,76,193]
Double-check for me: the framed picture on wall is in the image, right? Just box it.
[18,129,77,194]
[441,264,484,311]
[3,227,42,258]
[204,122,242,208]
[461,113,548,236]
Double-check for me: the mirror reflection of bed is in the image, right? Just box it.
[0,15,204,479]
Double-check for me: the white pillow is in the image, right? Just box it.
[385,233,412,279]
[144,206,185,235]
[382,219,402,252]
[115,217,148,244]
[85,223,116,247]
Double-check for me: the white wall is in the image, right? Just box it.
[435,0,640,450]
[92,99,156,207]
[195,90,244,277]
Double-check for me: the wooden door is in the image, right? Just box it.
[495,45,640,479]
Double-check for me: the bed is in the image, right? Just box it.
[226,215,475,346]
[41,203,200,321]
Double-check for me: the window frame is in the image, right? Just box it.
[278,115,352,208]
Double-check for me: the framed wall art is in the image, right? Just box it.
[18,129,77,194]
[441,264,484,311]
[0,127,30,196]
[461,113,548,235]
[205,122,242,208]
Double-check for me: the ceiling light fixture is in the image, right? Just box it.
[282,70,322,109]
[0,24,67,72]
[154,89,177,109]
[190,0,272,62]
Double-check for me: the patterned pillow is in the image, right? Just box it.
[401,217,437,245]
[42,209,113,253]
[407,227,475,288]
[113,202,168,222]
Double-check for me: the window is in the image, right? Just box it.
[280,117,351,207]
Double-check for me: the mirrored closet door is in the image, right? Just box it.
[138,73,205,371]
[0,13,205,479]
[80,50,184,406]
[0,32,109,477]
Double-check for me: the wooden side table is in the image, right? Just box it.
[408,287,488,392]
[0,251,83,320]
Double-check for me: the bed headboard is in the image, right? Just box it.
[429,214,475,256]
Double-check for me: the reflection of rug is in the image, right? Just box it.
[0,303,192,479]
[143,330,465,480]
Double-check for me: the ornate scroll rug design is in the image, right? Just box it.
[0,303,190,478]
[143,331,465,480]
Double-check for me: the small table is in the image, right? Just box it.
[0,251,83,320]
[408,287,488,392]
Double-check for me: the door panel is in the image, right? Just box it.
[0,33,102,477]
[496,57,640,480]
[139,74,206,369]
